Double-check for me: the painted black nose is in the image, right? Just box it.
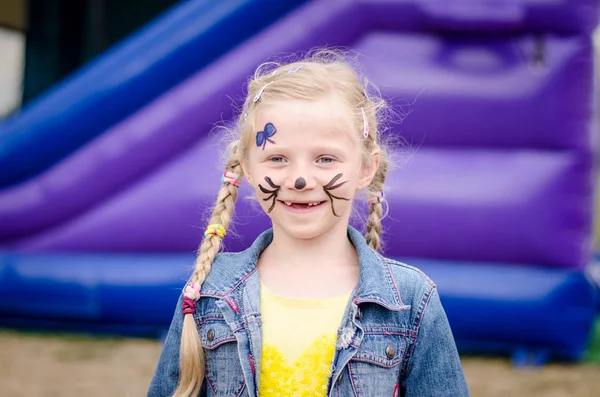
[294,177,306,190]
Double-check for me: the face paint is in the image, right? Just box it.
[323,173,350,217]
[256,122,277,150]
[294,177,306,190]
[258,176,281,213]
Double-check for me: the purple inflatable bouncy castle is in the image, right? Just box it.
[0,0,598,362]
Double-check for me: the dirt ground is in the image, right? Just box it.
[0,331,599,397]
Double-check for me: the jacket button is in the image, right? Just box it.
[207,329,215,342]
[386,345,395,358]
[337,372,344,385]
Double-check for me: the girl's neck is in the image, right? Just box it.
[266,223,357,269]
[257,222,359,299]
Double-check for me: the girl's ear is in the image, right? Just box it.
[358,149,380,190]
[241,160,255,186]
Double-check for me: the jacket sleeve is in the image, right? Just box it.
[401,286,470,397]
[148,294,187,397]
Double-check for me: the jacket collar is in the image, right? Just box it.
[200,226,406,311]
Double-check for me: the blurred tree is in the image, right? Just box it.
[23,0,85,104]
[22,0,179,105]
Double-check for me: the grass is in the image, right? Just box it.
[584,316,600,364]
[1,327,600,397]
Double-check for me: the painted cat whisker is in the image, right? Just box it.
[323,173,350,217]
[259,176,281,213]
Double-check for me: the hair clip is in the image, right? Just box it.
[368,191,384,205]
[205,224,226,238]
[361,107,369,138]
[288,66,303,74]
[253,82,273,103]
[222,171,242,187]
[182,282,200,315]
[184,282,200,301]
[242,102,249,121]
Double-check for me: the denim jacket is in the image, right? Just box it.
[148,227,469,397]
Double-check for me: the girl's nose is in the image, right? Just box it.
[286,175,316,191]
[294,177,306,190]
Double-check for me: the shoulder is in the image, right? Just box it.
[209,251,250,276]
[200,230,272,295]
[200,251,257,296]
[380,255,438,316]
[383,256,436,294]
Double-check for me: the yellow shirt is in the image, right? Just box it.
[259,280,351,397]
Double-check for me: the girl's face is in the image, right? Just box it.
[242,94,379,241]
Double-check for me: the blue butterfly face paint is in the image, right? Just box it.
[256,122,277,150]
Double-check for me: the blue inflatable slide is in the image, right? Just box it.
[0,0,598,364]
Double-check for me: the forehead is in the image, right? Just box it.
[253,95,358,149]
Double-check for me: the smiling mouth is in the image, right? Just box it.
[278,200,326,209]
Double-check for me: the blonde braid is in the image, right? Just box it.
[173,151,243,397]
[365,156,388,251]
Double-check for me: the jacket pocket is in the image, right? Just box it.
[200,319,246,397]
[338,331,407,396]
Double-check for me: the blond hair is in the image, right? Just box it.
[173,49,390,396]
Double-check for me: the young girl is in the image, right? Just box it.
[148,50,469,397]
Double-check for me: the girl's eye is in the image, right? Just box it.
[269,156,286,163]
[317,157,335,164]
